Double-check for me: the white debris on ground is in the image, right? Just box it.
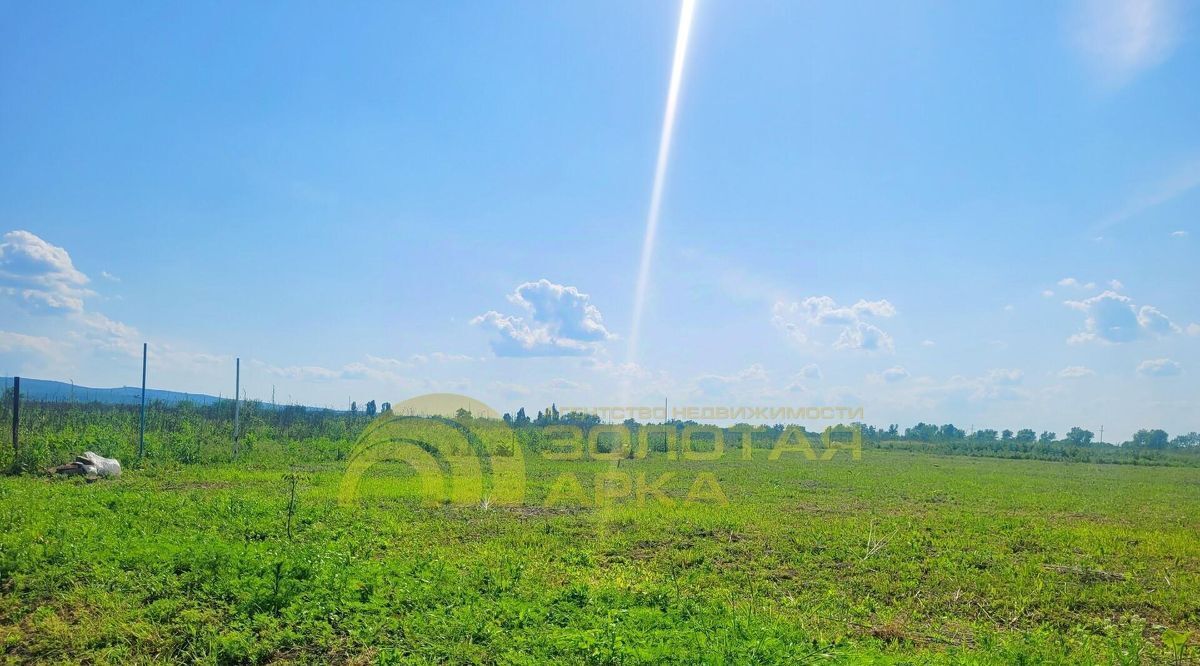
[48,451,122,479]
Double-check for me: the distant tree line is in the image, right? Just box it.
[872,421,1197,450]
[489,404,1199,465]
[496,406,1198,451]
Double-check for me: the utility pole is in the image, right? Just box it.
[233,357,241,457]
[10,377,18,459]
[139,343,147,459]
[1099,425,1104,446]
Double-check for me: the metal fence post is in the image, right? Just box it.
[233,358,240,457]
[10,376,18,459]
[139,343,147,459]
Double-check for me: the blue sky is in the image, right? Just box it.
[1,0,1197,440]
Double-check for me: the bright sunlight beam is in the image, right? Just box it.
[627,0,697,367]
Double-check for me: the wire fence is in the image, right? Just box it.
[1,388,371,472]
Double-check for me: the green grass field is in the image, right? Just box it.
[2,442,1199,664]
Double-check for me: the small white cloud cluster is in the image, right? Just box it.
[473,279,614,357]
[772,296,896,352]
[881,366,910,382]
[865,365,910,385]
[1137,358,1181,377]
[1058,365,1096,378]
[0,230,151,361]
[0,330,57,355]
[1058,277,1096,289]
[903,368,1029,405]
[251,355,480,396]
[0,230,91,313]
[1065,290,1180,344]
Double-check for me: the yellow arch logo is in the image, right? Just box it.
[338,394,524,507]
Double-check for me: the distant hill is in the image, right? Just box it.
[4,377,248,408]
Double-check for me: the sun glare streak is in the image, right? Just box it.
[627,0,696,367]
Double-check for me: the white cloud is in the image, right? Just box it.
[797,363,822,380]
[252,354,422,385]
[100,271,120,282]
[834,321,894,352]
[1188,323,1200,336]
[1171,230,1189,238]
[880,366,910,383]
[921,339,935,347]
[1065,290,1179,343]
[149,345,229,370]
[1070,0,1180,86]
[409,352,474,364]
[772,296,896,352]
[256,363,343,383]
[1137,358,1182,377]
[1108,279,1124,290]
[1042,290,1055,298]
[473,279,614,357]
[1057,277,1096,289]
[72,311,142,358]
[986,368,1024,385]
[692,363,768,397]
[0,230,91,313]
[1136,304,1177,335]
[910,368,1029,404]
[546,378,587,391]
[364,355,409,370]
[1058,365,1096,378]
[0,330,58,356]
[0,231,158,363]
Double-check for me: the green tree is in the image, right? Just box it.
[1064,427,1093,446]
[1015,429,1036,443]
[514,407,530,427]
[1170,432,1200,448]
[905,422,938,441]
[1129,429,1169,449]
[938,424,965,440]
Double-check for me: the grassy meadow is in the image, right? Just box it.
[2,413,1199,664]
